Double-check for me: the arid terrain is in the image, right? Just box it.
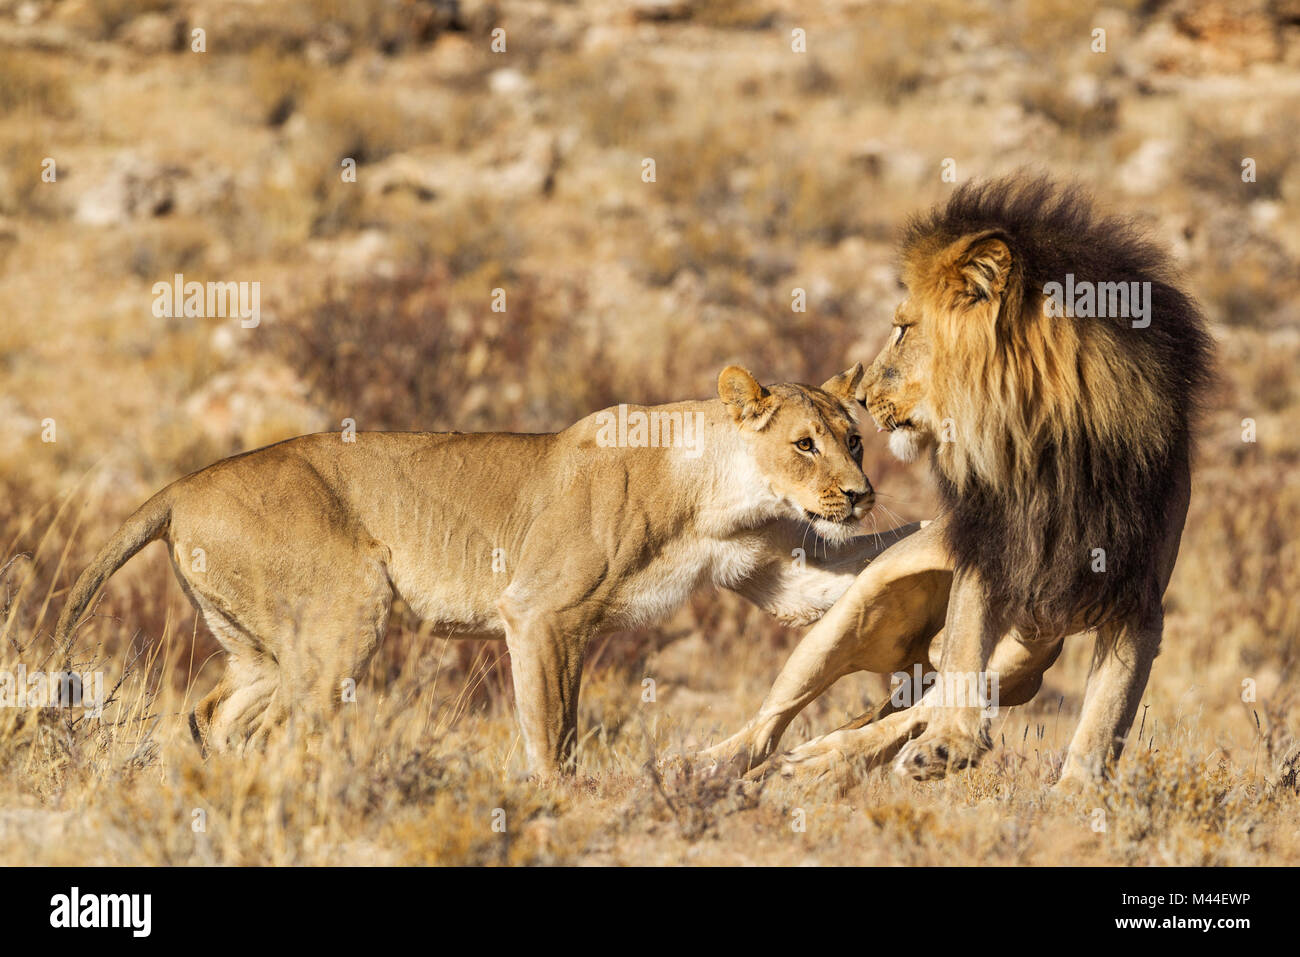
[1,0,1298,864]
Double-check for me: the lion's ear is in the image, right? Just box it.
[953,233,1012,304]
[718,365,774,427]
[820,362,865,403]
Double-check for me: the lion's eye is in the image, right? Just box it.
[795,437,815,453]
[895,324,911,346]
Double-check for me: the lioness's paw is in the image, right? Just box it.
[697,749,756,782]
[892,730,988,781]
[760,742,845,784]
[695,731,769,779]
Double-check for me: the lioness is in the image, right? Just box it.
[707,177,1213,787]
[56,364,903,775]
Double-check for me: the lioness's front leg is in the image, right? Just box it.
[498,599,592,777]
[762,627,1063,782]
[730,520,927,625]
[702,522,952,774]
[892,568,1003,780]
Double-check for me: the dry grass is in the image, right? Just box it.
[1,0,1297,864]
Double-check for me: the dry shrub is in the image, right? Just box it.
[1101,748,1271,863]
[0,52,75,118]
[74,0,175,42]
[244,50,319,127]
[1183,112,1296,201]
[255,264,613,433]
[541,52,678,150]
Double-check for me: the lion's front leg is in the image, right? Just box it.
[702,521,952,775]
[760,629,1063,785]
[892,569,1002,780]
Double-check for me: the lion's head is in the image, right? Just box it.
[861,176,1213,631]
[719,364,874,545]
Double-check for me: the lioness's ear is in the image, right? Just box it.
[952,232,1012,304]
[821,362,865,403]
[718,365,774,426]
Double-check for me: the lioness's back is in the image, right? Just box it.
[179,430,555,510]
[167,431,557,617]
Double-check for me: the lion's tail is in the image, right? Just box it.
[53,487,173,667]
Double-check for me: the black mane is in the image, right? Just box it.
[910,177,1215,632]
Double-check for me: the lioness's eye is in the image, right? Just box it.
[795,437,815,453]
[848,434,861,452]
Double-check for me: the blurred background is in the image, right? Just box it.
[0,0,1297,863]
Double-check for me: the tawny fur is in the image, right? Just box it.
[55,365,905,776]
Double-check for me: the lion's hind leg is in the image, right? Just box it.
[1056,612,1161,788]
[1056,459,1189,789]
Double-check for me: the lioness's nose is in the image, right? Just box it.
[843,477,873,505]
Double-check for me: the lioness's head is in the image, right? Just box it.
[718,364,873,544]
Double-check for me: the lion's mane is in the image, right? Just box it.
[905,177,1214,631]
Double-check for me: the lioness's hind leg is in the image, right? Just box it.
[182,541,393,755]
[273,543,394,724]
[192,653,280,755]
[185,597,280,755]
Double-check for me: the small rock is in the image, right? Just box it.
[488,68,530,96]
[74,154,188,226]
[1117,139,1176,196]
[633,0,694,22]
[118,12,185,53]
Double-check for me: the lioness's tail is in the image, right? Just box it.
[53,488,172,666]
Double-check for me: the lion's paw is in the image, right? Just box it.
[892,729,988,781]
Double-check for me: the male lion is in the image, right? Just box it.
[56,364,908,776]
[706,177,1213,787]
